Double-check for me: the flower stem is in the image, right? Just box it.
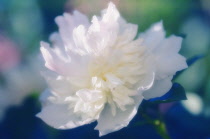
[153,120,171,139]
[137,105,171,139]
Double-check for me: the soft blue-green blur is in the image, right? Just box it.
[0,0,209,139]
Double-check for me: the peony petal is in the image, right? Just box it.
[86,2,120,53]
[40,41,72,76]
[42,71,75,96]
[76,89,103,103]
[39,89,54,106]
[55,11,89,37]
[42,69,90,96]
[40,42,60,71]
[117,18,138,45]
[143,76,173,99]
[138,72,155,91]
[39,89,72,106]
[49,32,64,49]
[55,11,89,54]
[139,21,165,50]
[95,94,144,136]
[157,35,183,54]
[55,11,89,31]
[101,2,120,23]
[105,73,124,85]
[153,35,188,79]
[71,11,90,27]
[37,103,94,129]
[72,25,91,54]
[41,41,90,78]
[155,53,188,79]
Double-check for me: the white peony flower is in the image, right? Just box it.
[37,2,187,136]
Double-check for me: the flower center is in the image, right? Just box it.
[85,40,147,116]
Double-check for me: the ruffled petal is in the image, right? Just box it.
[55,11,89,47]
[117,18,138,46]
[55,11,89,29]
[41,41,90,78]
[40,41,71,75]
[139,21,165,50]
[72,25,92,54]
[87,2,120,53]
[143,76,173,99]
[39,89,54,106]
[37,103,94,129]
[49,32,64,49]
[42,71,75,96]
[155,53,187,79]
[157,35,183,54]
[101,2,120,23]
[76,89,104,103]
[154,35,188,79]
[95,94,144,136]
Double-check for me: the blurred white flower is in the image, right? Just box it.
[0,54,45,122]
[37,2,187,136]
[4,55,46,105]
[181,92,203,115]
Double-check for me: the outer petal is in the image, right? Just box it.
[42,70,90,97]
[157,35,183,54]
[41,41,90,78]
[39,89,72,108]
[95,94,144,136]
[72,25,91,54]
[55,11,89,48]
[37,103,94,129]
[155,53,187,79]
[142,76,173,99]
[139,21,165,50]
[41,71,76,97]
[101,2,120,23]
[40,41,71,76]
[154,35,188,79]
[117,18,138,46]
[140,22,187,99]
[39,89,54,106]
[49,32,70,61]
[87,2,120,53]
[49,32,64,49]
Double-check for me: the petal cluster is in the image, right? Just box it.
[37,2,187,136]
